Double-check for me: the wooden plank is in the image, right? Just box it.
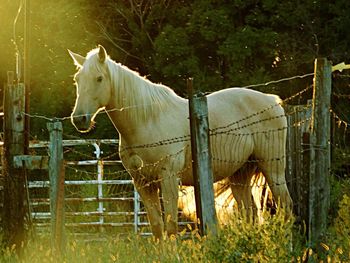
[28,179,133,188]
[188,78,217,236]
[294,106,302,216]
[65,159,122,166]
[31,197,135,203]
[309,58,331,248]
[285,104,312,225]
[296,105,312,220]
[285,106,296,209]
[301,132,310,226]
[299,103,312,226]
[13,155,49,170]
[29,139,119,148]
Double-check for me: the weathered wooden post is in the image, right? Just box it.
[47,121,65,254]
[187,78,217,236]
[309,58,331,248]
[2,71,27,249]
[285,102,312,225]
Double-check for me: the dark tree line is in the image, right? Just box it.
[0,0,350,138]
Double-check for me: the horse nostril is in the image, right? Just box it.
[81,115,87,123]
[71,113,91,132]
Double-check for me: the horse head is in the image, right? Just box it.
[68,45,112,132]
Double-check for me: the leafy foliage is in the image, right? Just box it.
[1,205,350,262]
[204,209,300,262]
[1,0,350,137]
[1,2,350,260]
[335,195,350,254]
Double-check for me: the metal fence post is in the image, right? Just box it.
[134,188,140,234]
[93,143,104,226]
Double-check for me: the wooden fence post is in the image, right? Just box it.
[2,71,27,249]
[47,121,65,254]
[285,103,312,225]
[188,78,217,236]
[309,58,331,248]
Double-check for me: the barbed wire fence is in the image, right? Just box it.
[1,59,349,250]
[0,73,312,231]
[25,73,312,233]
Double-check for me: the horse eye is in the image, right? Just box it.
[97,76,103,82]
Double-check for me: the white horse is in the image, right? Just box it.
[69,45,292,239]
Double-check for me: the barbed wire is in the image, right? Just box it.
[330,108,349,128]
[231,73,314,89]
[210,114,287,136]
[20,72,314,123]
[332,92,350,99]
[65,164,127,178]
[15,72,327,211]
[333,74,350,79]
[64,147,97,160]
[211,155,286,165]
[118,86,314,151]
[282,84,313,104]
[63,155,302,193]
[22,112,71,122]
[59,113,311,168]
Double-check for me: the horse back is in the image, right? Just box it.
[207,87,286,131]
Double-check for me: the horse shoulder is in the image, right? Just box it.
[119,150,143,171]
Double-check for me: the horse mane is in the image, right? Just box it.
[84,48,184,123]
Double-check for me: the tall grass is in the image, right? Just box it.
[204,209,301,262]
[1,196,349,263]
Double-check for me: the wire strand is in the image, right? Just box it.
[22,72,315,122]
[231,72,314,89]
[13,0,24,82]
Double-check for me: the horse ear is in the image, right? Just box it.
[98,45,107,63]
[68,50,85,67]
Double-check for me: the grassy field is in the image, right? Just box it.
[0,195,349,262]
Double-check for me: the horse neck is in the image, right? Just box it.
[106,61,186,136]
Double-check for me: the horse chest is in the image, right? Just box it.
[119,141,190,184]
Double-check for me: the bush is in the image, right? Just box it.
[204,209,302,262]
[1,202,350,263]
[327,194,350,261]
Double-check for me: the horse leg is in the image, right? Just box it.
[259,160,293,214]
[250,172,266,223]
[124,154,164,238]
[134,181,164,239]
[253,128,293,214]
[160,172,179,237]
[229,166,256,221]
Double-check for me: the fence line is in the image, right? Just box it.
[24,83,317,228]
[2,62,343,248]
[27,138,197,238]
[21,72,315,123]
[28,139,143,235]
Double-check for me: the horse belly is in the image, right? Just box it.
[179,134,254,185]
[179,160,249,186]
[210,133,254,181]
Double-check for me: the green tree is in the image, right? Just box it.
[2,0,350,137]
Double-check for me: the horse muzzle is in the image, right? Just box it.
[71,113,93,133]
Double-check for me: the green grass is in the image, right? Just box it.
[1,195,350,263]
